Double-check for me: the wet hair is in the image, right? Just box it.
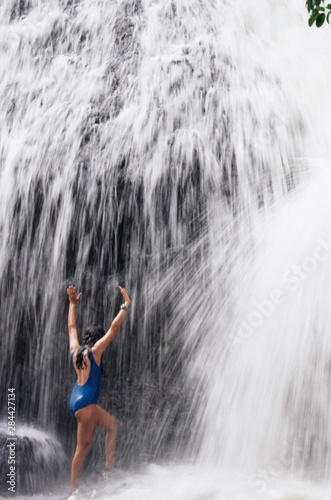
[75,324,105,370]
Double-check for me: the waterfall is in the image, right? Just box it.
[1,0,331,497]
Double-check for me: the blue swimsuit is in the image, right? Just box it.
[69,348,102,415]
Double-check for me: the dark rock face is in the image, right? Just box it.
[0,424,68,495]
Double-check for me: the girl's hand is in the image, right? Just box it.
[119,286,130,307]
[67,286,82,305]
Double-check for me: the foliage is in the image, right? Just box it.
[306,0,331,27]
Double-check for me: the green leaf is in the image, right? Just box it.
[327,10,331,22]
[310,10,321,21]
[309,16,316,25]
[306,0,314,11]
[316,13,326,26]
[327,3,331,8]
[315,6,325,10]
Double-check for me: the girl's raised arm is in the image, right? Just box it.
[67,286,82,355]
[93,286,130,357]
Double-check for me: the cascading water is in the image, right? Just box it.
[1,0,331,498]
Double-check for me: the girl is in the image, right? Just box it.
[67,285,130,496]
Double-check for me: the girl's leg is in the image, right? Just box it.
[94,405,119,468]
[71,406,96,492]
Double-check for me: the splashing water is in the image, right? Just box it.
[1,0,331,498]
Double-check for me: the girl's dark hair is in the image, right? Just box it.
[75,324,105,370]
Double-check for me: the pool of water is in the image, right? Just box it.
[15,464,331,500]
